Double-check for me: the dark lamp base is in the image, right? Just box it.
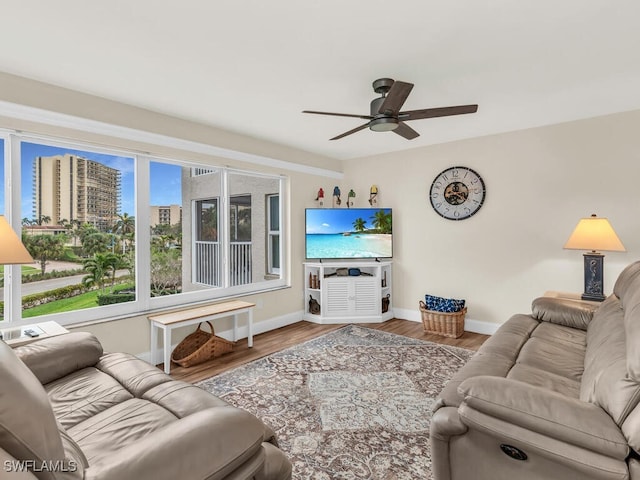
[582,292,606,302]
[582,252,606,302]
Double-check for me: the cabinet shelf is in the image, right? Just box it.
[303,261,393,324]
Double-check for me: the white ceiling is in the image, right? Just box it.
[1,1,640,160]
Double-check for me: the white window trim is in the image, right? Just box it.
[1,133,288,327]
[267,193,281,275]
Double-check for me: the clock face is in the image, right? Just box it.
[430,166,486,220]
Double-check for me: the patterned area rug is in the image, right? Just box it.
[197,325,474,479]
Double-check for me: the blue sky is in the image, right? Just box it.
[306,208,392,234]
[0,141,182,218]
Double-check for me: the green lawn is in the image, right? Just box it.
[22,284,135,318]
[0,265,39,275]
[22,290,102,318]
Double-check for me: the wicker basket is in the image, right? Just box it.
[419,300,466,338]
[170,321,233,368]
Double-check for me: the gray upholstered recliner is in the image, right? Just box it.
[430,260,640,480]
[0,331,291,480]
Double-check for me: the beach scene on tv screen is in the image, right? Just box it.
[306,208,392,258]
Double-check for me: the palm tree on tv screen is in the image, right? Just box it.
[352,218,366,233]
[371,210,391,234]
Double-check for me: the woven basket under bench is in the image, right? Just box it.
[419,300,466,338]
[170,321,233,367]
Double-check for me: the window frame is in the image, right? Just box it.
[267,194,281,275]
[1,134,288,327]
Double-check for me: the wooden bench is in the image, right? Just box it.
[148,300,255,374]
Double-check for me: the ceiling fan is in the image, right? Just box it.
[302,78,478,140]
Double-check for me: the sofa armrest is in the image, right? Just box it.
[458,376,628,459]
[531,297,597,330]
[430,406,468,441]
[14,332,103,385]
[84,407,268,480]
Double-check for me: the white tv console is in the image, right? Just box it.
[303,261,393,324]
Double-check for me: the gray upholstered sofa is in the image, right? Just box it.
[431,260,640,480]
[0,331,291,480]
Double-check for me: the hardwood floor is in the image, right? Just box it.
[167,318,490,383]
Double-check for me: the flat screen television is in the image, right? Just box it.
[305,208,393,259]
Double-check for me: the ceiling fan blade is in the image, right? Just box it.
[400,104,478,121]
[378,81,414,116]
[330,122,370,141]
[303,110,373,120]
[393,122,420,140]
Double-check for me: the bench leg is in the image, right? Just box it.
[248,308,253,348]
[150,323,158,368]
[233,315,238,342]
[163,327,171,374]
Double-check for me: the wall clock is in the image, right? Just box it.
[430,166,486,220]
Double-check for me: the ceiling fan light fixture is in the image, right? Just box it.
[302,77,478,140]
[369,117,399,132]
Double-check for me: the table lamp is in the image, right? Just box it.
[0,215,34,265]
[563,214,625,301]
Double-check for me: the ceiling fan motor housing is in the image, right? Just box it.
[372,78,394,95]
[370,95,399,131]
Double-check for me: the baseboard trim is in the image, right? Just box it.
[392,308,499,336]
[138,308,496,364]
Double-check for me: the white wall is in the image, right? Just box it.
[342,110,640,330]
[2,70,639,350]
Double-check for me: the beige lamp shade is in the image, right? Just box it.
[564,214,626,252]
[0,215,34,264]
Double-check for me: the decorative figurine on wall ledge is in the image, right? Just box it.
[347,189,356,208]
[315,187,324,206]
[369,185,378,206]
[333,186,342,207]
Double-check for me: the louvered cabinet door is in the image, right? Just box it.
[324,279,350,317]
[353,278,379,315]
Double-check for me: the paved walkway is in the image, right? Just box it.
[37,260,84,272]
[1,262,129,298]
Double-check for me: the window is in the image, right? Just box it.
[19,141,136,321]
[1,135,286,326]
[193,198,220,287]
[267,194,280,275]
[229,195,251,286]
[227,171,280,287]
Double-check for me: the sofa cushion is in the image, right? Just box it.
[471,314,538,360]
[623,286,640,382]
[46,367,134,430]
[96,353,173,397]
[79,407,268,480]
[531,297,596,330]
[68,398,177,465]
[15,332,103,385]
[530,320,587,349]
[517,337,584,382]
[142,381,229,418]
[507,364,581,398]
[613,260,640,304]
[613,261,640,382]
[0,340,65,478]
[582,294,640,426]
